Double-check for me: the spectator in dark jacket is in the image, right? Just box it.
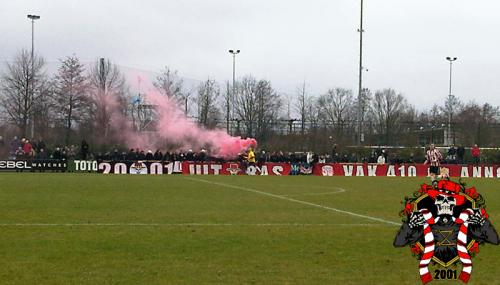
[53,148,62,160]
[408,153,415,164]
[447,145,457,164]
[198,149,207,162]
[36,138,46,153]
[153,150,163,160]
[35,148,48,160]
[457,145,465,164]
[10,136,20,155]
[137,150,146,160]
[185,150,194,161]
[126,149,136,160]
[145,150,154,160]
[15,147,24,160]
[111,149,120,161]
[163,152,172,161]
[81,140,89,160]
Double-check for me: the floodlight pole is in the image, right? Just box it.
[357,0,364,146]
[446,56,457,145]
[228,49,240,134]
[27,14,40,139]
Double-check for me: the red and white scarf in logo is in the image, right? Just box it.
[418,208,474,284]
[419,209,436,284]
[455,209,473,283]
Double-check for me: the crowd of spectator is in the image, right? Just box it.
[90,147,475,165]
[8,137,60,160]
[3,136,80,161]
[0,135,491,165]
[95,148,210,162]
[94,149,329,164]
[443,144,482,165]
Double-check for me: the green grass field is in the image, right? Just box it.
[0,174,499,284]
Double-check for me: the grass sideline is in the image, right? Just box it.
[0,173,499,284]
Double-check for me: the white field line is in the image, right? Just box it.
[283,188,346,197]
[0,223,393,227]
[185,177,400,226]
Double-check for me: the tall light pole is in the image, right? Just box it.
[446,56,457,145]
[357,0,364,145]
[228,49,240,133]
[27,14,40,139]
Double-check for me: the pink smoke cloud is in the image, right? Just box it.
[144,89,256,158]
[105,72,256,158]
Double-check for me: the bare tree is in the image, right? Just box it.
[53,55,90,143]
[233,76,281,139]
[416,104,443,127]
[234,76,257,136]
[154,66,192,115]
[255,79,281,140]
[441,95,462,124]
[88,58,125,142]
[196,79,220,128]
[455,102,500,146]
[371,88,408,144]
[0,49,46,137]
[154,66,183,98]
[33,79,55,139]
[481,103,500,122]
[307,97,322,129]
[295,81,310,135]
[318,88,354,134]
[430,104,442,123]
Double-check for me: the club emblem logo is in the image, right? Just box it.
[290,163,300,175]
[321,165,334,176]
[299,163,313,175]
[226,163,241,175]
[394,179,499,283]
[130,161,147,174]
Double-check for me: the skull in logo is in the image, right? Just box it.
[435,194,456,216]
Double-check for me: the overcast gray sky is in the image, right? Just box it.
[1,0,499,110]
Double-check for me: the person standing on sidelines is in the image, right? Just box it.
[424,144,443,185]
[377,154,386,164]
[22,139,33,159]
[471,144,481,164]
[247,147,256,166]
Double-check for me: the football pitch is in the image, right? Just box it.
[0,174,499,284]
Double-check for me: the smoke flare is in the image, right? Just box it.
[105,76,256,158]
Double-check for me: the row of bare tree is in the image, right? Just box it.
[0,51,129,146]
[1,50,499,152]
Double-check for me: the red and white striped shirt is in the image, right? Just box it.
[425,148,442,166]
